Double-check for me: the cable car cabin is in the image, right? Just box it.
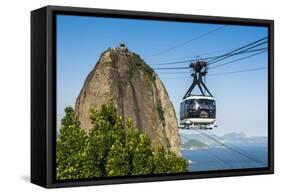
[180,96,216,129]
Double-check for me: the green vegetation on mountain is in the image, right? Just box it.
[131,52,156,81]
[56,102,188,180]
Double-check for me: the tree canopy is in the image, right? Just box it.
[56,102,188,180]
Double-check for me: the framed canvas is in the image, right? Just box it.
[31,5,274,188]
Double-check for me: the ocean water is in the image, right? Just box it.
[182,142,268,172]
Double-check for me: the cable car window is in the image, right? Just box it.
[187,99,215,110]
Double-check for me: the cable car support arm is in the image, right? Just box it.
[183,60,213,99]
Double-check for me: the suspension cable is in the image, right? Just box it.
[181,134,233,168]
[148,25,227,58]
[206,130,267,165]
[207,36,267,64]
[196,130,266,166]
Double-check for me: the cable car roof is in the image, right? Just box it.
[182,95,215,101]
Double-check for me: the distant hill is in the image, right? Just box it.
[182,139,208,150]
[180,132,267,147]
[221,132,267,143]
[221,132,246,141]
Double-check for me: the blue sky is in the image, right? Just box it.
[57,15,268,137]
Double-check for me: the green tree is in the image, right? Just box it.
[126,118,154,175]
[166,152,188,173]
[85,101,126,177]
[56,102,188,180]
[56,106,89,180]
[152,147,169,174]
[152,147,188,174]
[105,140,130,176]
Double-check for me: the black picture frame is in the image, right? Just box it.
[31,5,274,188]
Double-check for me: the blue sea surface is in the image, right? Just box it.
[182,142,268,172]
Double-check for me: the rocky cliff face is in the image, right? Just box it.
[75,46,181,155]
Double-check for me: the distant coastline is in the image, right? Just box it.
[182,139,209,150]
[181,132,267,150]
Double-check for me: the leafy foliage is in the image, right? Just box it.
[126,118,154,175]
[156,101,165,124]
[56,107,90,180]
[129,52,156,81]
[56,102,188,180]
